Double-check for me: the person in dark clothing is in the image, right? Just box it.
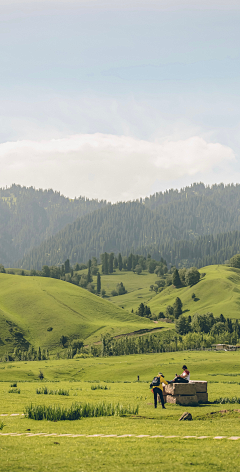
[150,372,168,409]
[153,386,165,408]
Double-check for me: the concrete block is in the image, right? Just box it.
[190,381,207,393]
[166,394,198,406]
[165,383,196,396]
[196,392,208,403]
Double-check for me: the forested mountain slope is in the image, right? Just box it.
[0,185,107,267]
[20,183,240,269]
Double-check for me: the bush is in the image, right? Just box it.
[38,370,44,380]
[0,421,4,430]
[24,402,139,421]
[36,387,69,396]
[230,254,240,268]
[10,383,17,387]
[213,397,240,404]
[8,388,20,394]
[91,385,110,390]
[185,267,200,286]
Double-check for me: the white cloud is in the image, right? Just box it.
[0,133,235,202]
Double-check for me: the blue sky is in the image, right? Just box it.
[0,0,240,201]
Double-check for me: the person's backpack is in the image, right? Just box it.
[150,376,160,388]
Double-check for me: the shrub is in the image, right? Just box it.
[10,383,17,387]
[0,421,4,430]
[36,387,69,396]
[47,327,53,331]
[91,385,110,390]
[38,370,44,380]
[8,388,20,394]
[213,397,240,404]
[111,289,118,297]
[185,267,200,286]
[60,335,68,347]
[24,402,139,421]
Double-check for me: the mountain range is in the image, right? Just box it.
[1,182,240,269]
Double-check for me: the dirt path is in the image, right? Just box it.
[2,414,239,440]
[0,431,239,439]
[85,326,168,346]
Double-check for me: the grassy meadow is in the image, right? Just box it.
[98,264,240,322]
[2,263,240,358]
[0,273,156,356]
[1,351,240,471]
[149,264,240,320]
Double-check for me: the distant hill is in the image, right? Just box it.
[19,182,240,269]
[0,184,107,267]
[148,264,240,320]
[0,273,154,356]
[2,182,240,269]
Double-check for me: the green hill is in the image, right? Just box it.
[0,274,155,356]
[148,265,240,320]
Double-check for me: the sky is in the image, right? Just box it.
[0,0,240,202]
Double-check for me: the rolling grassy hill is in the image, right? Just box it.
[149,264,240,319]
[0,274,157,356]
[2,263,240,357]
[85,268,158,312]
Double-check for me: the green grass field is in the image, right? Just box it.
[94,264,240,322]
[149,264,240,320]
[2,263,240,358]
[0,273,156,356]
[99,269,158,310]
[1,351,240,471]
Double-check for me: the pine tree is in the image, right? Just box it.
[173,297,182,319]
[64,259,70,273]
[118,253,123,271]
[127,253,133,271]
[87,265,92,283]
[97,272,101,294]
[109,253,114,273]
[172,268,181,287]
[37,347,41,361]
[101,252,109,274]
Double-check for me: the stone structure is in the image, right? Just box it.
[160,380,208,406]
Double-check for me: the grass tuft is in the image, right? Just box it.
[90,384,110,390]
[213,397,240,404]
[24,402,139,421]
[36,386,69,396]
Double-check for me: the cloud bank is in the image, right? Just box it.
[0,133,235,202]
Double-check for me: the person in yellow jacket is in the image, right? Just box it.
[150,372,168,409]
